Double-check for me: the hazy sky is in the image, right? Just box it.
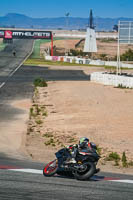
[0,0,133,18]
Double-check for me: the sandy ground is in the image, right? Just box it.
[0,99,31,159]
[25,66,133,174]
[41,39,79,50]
[0,64,132,174]
[40,39,133,58]
[96,40,133,57]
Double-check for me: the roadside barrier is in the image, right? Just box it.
[90,72,133,88]
[45,56,133,69]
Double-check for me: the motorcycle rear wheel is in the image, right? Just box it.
[43,160,58,177]
[74,162,95,180]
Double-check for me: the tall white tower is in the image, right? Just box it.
[83,10,97,53]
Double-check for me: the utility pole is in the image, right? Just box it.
[65,12,70,55]
[51,33,53,56]
[65,12,70,30]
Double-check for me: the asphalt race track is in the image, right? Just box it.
[0,39,34,87]
[0,158,133,200]
[0,40,133,200]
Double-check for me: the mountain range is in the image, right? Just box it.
[0,13,133,31]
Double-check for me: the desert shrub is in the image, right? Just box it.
[68,137,77,143]
[106,152,120,166]
[29,107,38,118]
[34,78,47,87]
[121,48,133,61]
[42,111,48,117]
[99,54,107,60]
[29,107,34,117]
[96,146,102,155]
[116,84,132,89]
[43,132,53,138]
[69,49,85,56]
[35,105,41,115]
[108,152,120,160]
[128,161,133,166]
[44,138,55,146]
[117,84,126,89]
[100,38,117,43]
[122,152,128,167]
[35,119,43,124]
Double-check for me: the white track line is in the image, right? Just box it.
[9,168,43,174]
[0,82,5,89]
[0,40,35,89]
[8,168,133,184]
[111,179,133,184]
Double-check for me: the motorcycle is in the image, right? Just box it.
[43,143,100,180]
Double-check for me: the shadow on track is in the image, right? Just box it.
[51,173,107,182]
[19,65,91,82]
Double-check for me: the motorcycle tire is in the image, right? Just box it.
[43,160,58,177]
[74,162,95,180]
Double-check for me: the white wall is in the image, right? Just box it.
[45,56,133,69]
[91,72,133,88]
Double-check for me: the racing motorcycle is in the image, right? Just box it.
[43,143,100,180]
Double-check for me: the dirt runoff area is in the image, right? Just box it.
[40,38,133,58]
[25,66,133,174]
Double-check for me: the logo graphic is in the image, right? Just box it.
[5,31,12,39]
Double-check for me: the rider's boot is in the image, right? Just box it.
[65,158,76,164]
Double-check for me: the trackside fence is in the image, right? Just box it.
[45,56,133,69]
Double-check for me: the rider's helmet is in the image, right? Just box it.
[79,137,89,148]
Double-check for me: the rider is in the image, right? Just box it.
[12,50,16,57]
[65,137,93,164]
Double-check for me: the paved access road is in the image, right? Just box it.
[0,41,133,200]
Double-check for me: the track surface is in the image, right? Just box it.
[0,161,133,200]
[0,41,133,199]
[0,39,34,87]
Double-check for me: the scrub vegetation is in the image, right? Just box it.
[104,151,133,168]
[34,78,48,87]
[116,84,133,89]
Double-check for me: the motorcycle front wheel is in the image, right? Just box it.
[43,159,58,177]
[74,162,95,180]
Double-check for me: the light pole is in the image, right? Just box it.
[65,12,70,30]
[65,12,70,55]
